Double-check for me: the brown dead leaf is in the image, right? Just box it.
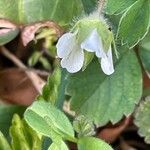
[21,21,63,46]
[0,68,38,105]
[98,117,131,143]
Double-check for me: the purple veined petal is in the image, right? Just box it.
[56,32,77,58]
[100,46,114,75]
[61,46,84,73]
[81,28,105,58]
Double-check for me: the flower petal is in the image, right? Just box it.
[81,29,105,58]
[101,47,114,75]
[56,32,77,58]
[61,47,84,73]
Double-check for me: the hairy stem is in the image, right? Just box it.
[98,0,106,15]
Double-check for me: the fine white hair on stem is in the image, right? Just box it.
[98,0,106,15]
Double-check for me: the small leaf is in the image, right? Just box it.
[0,131,11,150]
[24,101,75,142]
[66,48,142,126]
[105,0,137,15]
[117,0,150,48]
[77,137,113,150]
[38,68,61,104]
[39,57,51,70]
[0,19,19,45]
[0,104,26,138]
[10,114,42,150]
[134,97,150,144]
[28,51,42,67]
[73,115,95,137]
[48,140,69,150]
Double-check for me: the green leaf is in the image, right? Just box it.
[105,0,137,15]
[0,131,11,150]
[82,52,94,71]
[0,0,84,26]
[66,48,142,126]
[139,30,150,73]
[134,97,150,144]
[73,115,95,137]
[24,101,75,142]
[38,68,61,104]
[39,57,51,70]
[81,0,97,14]
[10,114,42,150]
[48,140,69,150]
[77,137,113,150]
[28,51,42,67]
[0,104,26,138]
[117,0,150,48]
[0,28,19,45]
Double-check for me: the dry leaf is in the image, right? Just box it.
[21,21,63,46]
[0,68,38,105]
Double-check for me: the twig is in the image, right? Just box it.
[146,70,150,79]
[98,0,106,15]
[20,68,50,76]
[0,46,46,93]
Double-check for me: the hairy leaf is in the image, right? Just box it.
[77,137,113,150]
[24,101,75,141]
[105,0,137,15]
[134,97,150,144]
[117,0,150,48]
[66,48,142,126]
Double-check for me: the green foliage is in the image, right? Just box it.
[1,0,150,149]
[139,30,150,73]
[0,0,84,26]
[134,97,150,144]
[117,0,150,48]
[77,137,113,150]
[24,101,75,142]
[73,115,95,137]
[66,48,142,126]
[0,131,11,150]
[105,0,137,15]
[10,114,42,150]
[81,0,97,14]
[48,140,69,150]
[0,104,26,138]
[28,51,42,67]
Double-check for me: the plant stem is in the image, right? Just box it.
[0,46,45,93]
[98,0,106,15]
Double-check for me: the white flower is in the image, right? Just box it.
[56,29,114,75]
[81,29,114,75]
[56,32,84,73]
